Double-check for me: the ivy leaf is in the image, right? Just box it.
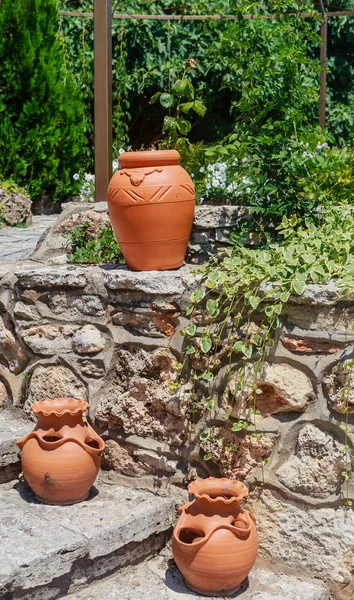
[199,431,210,441]
[160,93,174,108]
[184,324,197,337]
[249,295,261,309]
[242,345,252,359]
[206,299,219,317]
[203,453,212,461]
[200,337,212,353]
[185,346,196,355]
[200,370,214,381]
[232,341,244,352]
[190,288,205,303]
[205,399,215,411]
[292,278,306,295]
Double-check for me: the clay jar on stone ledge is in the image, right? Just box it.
[107,150,195,271]
[17,398,105,505]
[172,477,258,596]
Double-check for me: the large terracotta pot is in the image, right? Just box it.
[17,398,105,505]
[172,477,258,596]
[107,150,195,271]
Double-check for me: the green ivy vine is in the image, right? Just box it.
[176,204,354,496]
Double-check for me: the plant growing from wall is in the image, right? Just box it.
[67,221,124,264]
[177,204,354,485]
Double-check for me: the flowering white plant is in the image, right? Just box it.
[73,154,125,202]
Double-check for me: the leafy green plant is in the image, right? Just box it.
[340,356,354,515]
[67,221,124,264]
[150,60,206,153]
[0,0,85,202]
[177,204,354,474]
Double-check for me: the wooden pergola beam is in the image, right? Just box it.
[94,0,112,202]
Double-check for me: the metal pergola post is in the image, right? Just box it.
[94,0,112,202]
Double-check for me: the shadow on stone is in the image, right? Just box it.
[164,558,250,597]
[13,480,100,504]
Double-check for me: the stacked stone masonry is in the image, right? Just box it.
[1,203,353,598]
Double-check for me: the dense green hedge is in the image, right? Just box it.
[0,0,85,202]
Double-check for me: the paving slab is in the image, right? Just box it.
[0,216,57,261]
[0,411,31,483]
[0,478,177,600]
[62,549,330,600]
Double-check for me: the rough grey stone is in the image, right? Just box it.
[248,488,354,587]
[277,424,346,499]
[77,359,106,378]
[15,265,88,289]
[103,268,187,295]
[0,411,31,481]
[133,449,177,473]
[0,187,32,227]
[193,205,248,229]
[72,325,105,354]
[61,552,329,600]
[0,314,29,374]
[323,360,354,414]
[0,479,176,599]
[20,323,80,355]
[26,364,87,409]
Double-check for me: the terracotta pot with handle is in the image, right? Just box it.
[107,150,195,271]
[172,477,258,596]
[17,398,105,505]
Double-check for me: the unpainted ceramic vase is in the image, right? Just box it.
[172,477,258,596]
[17,398,105,505]
[107,150,195,271]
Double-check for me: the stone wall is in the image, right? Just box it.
[1,204,354,597]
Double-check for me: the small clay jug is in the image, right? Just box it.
[17,398,105,505]
[172,477,258,596]
[107,150,195,271]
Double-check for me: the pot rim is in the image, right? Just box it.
[188,477,249,501]
[31,397,89,417]
[118,149,180,169]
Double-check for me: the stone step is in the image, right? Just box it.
[61,547,330,600]
[0,411,32,483]
[0,477,177,600]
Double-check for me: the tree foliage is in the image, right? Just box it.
[0,0,85,201]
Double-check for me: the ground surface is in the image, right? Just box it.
[0,215,57,261]
[63,546,329,600]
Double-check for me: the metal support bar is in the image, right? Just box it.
[94,0,112,202]
[319,14,327,130]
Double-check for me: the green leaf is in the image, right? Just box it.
[150,92,161,104]
[292,278,306,295]
[242,345,252,359]
[185,346,196,355]
[184,323,197,337]
[172,79,187,96]
[200,337,212,353]
[205,399,215,411]
[199,431,210,441]
[192,99,207,117]
[160,93,174,108]
[190,288,205,303]
[200,370,214,381]
[180,101,194,114]
[176,118,192,135]
[232,341,245,352]
[249,295,261,310]
[203,453,212,461]
[206,299,219,317]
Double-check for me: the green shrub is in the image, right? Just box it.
[0,0,85,202]
[67,221,124,264]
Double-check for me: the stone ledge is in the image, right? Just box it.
[61,550,330,600]
[0,478,177,599]
[0,411,31,483]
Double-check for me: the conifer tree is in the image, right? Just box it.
[0,0,85,202]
